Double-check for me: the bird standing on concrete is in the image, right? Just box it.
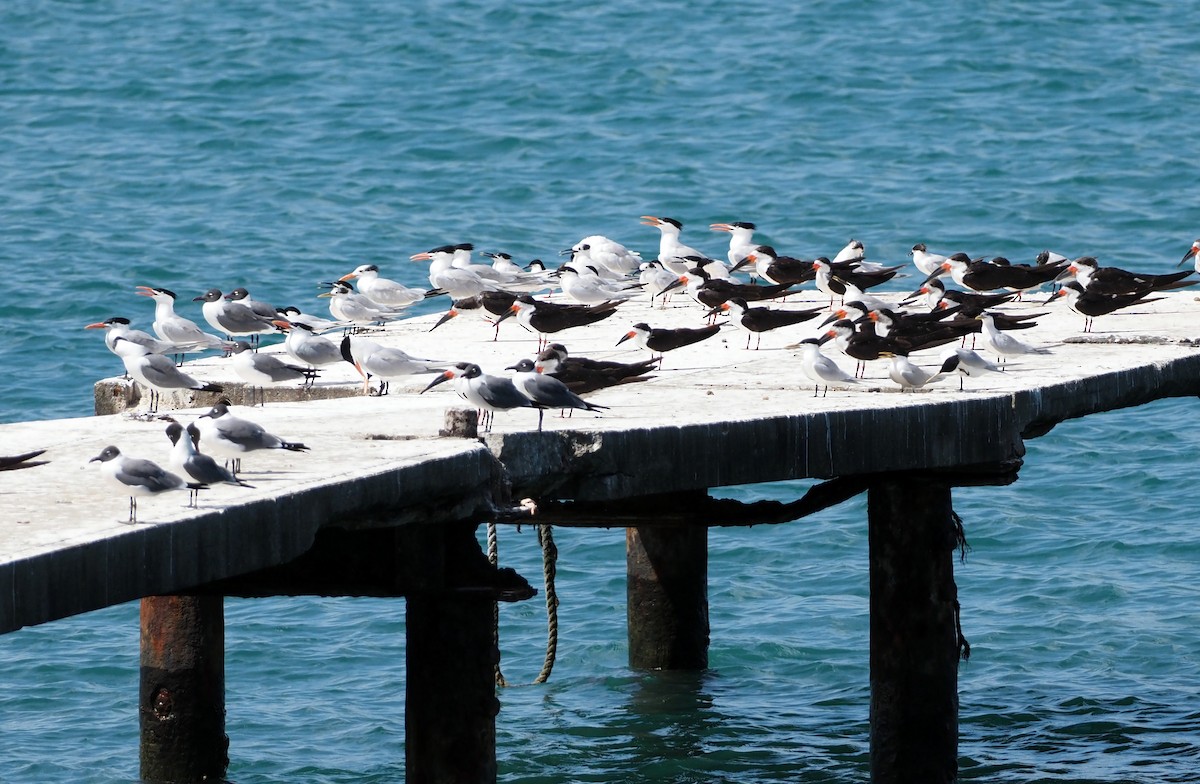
[165,421,253,506]
[90,445,202,524]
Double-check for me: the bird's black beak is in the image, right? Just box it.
[420,370,454,394]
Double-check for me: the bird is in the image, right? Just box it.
[794,338,861,396]
[887,353,948,391]
[274,319,345,370]
[1066,256,1194,296]
[428,291,518,340]
[922,253,1066,295]
[193,399,309,475]
[165,421,253,506]
[111,337,224,412]
[90,444,202,524]
[338,264,427,309]
[937,348,1003,390]
[557,264,641,305]
[976,312,1052,365]
[193,288,278,343]
[812,257,903,303]
[85,316,200,361]
[710,221,758,269]
[708,297,823,349]
[563,236,642,278]
[505,358,608,430]
[273,305,354,334]
[135,286,230,358]
[616,322,722,361]
[642,216,706,274]
[534,343,658,394]
[902,278,1014,311]
[411,244,498,299]
[639,260,683,306]
[229,341,319,404]
[664,265,794,309]
[339,335,447,395]
[1178,240,1200,273]
[503,296,622,349]
[420,361,533,433]
[735,244,815,286]
[1046,281,1163,333]
[910,243,951,277]
[0,449,49,471]
[318,280,405,327]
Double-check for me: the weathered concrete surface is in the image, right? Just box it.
[5,289,1200,633]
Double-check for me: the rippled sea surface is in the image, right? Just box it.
[3,1,1200,781]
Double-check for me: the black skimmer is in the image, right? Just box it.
[229,341,318,405]
[902,278,1015,311]
[503,296,622,350]
[708,297,823,349]
[794,338,861,396]
[813,257,903,305]
[339,335,447,396]
[923,253,1067,295]
[1178,240,1200,273]
[535,343,658,394]
[616,322,722,360]
[273,305,354,334]
[90,445,201,524]
[338,264,426,309]
[1067,256,1194,296]
[0,450,49,472]
[420,361,533,433]
[111,337,223,413]
[735,244,814,285]
[165,421,253,506]
[665,266,794,309]
[1046,281,1164,333]
[429,290,518,340]
[506,358,608,430]
[194,399,309,475]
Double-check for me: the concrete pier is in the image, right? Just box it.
[3,289,1200,781]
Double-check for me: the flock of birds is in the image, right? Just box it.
[81,216,1200,522]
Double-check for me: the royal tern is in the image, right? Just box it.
[85,316,199,359]
[112,337,223,412]
[194,399,309,475]
[135,287,230,355]
[420,361,532,433]
[642,216,706,274]
[90,445,200,524]
[710,221,758,269]
[411,244,498,299]
[506,358,608,430]
[165,421,253,505]
[338,264,427,309]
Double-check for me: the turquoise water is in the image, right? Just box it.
[3,1,1200,781]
